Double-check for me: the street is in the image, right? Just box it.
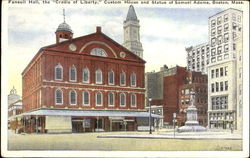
[8,131,242,151]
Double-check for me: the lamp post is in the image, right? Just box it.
[173,113,176,138]
[149,98,152,134]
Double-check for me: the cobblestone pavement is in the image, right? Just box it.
[7,130,242,151]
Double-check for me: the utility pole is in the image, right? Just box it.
[149,98,152,134]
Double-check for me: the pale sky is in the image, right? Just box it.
[7,5,226,96]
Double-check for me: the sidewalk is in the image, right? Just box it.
[97,131,242,140]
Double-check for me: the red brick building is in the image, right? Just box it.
[12,12,161,133]
[177,72,208,127]
[162,66,186,125]
[146,65,208,127]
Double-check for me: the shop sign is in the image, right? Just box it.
[83,119,90,128]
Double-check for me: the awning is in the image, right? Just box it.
[8,109,163,120]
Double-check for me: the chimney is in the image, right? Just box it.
[96,26,101,33]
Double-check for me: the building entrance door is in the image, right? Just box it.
[72,120,83,133]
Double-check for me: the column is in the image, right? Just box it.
[102,118,104,130]
[110,119,112,131]
[36,116,38,133]
[96,117,99,131]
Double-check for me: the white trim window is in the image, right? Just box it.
[55,64,63,80]
[69,65,77,82]
[82,67,90,83]
[55,89,63,105]
[95,92,102,106]
[130,73,136,87]
[130,93,137,107]
[69,90,77,105]
[108,92,115,107]
[120,93,126,107]
[95,69,102,84]
[120,72,126,86]
[108,70,114,85]
[83,91,90,106]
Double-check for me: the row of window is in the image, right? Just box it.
[211,81,228,93]
[181,87,207,95]
[211,13,241,28]
[211,23,229,36]
[55,64,137,87]
[211,33,229,46]
[211,96,228,110]
[181,97,207,105]
[55,89,137,107]
[209,112,233,120]
[211,44,229,56]
[211,54,230,63]
[211,66,228,78]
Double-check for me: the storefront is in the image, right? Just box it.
[8,109,162,133]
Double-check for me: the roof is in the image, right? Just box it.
[8,109,163,120]
[56,22,73,33]
[22,27,146,76]
[124,5,139,22]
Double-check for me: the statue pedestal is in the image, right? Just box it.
[177,105,207,133]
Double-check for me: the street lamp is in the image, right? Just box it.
[173,113,176,138]
[149,98,152,134]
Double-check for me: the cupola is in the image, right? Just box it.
[55,9,73,43]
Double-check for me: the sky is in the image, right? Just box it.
[6,5,226,96]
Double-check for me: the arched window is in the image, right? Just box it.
[131,94,136,107]
[130,73,136,87]
[82,67,89,83]
[55,64,63,80]
[108,92,115,106]
[83,91,90,106]
[120,93,126,107]
[95,69,102,84]
[69,90,77,105]
[120,72,126,86]
[69,65,77,82]
[96,92,102,106]
[55,89,63,104]
[108,70,114,85]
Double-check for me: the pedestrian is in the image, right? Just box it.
[231,126,233,134]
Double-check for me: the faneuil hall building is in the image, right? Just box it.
[10,6,161,133]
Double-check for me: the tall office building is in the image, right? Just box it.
[186,8,243,130]
[186,43,210,74]
[207,8,243,130]
[123,5,143,58]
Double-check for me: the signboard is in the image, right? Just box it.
[83,119,90,128]
[137,126,154,131]
[109,117,124,120]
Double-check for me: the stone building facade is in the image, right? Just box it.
[123,5,143,58]
[186,8,243,130]
[207,9,243,130]
[8,87,23,130]
[186,43,210,74]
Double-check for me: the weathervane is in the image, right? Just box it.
[63,9,65,22]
